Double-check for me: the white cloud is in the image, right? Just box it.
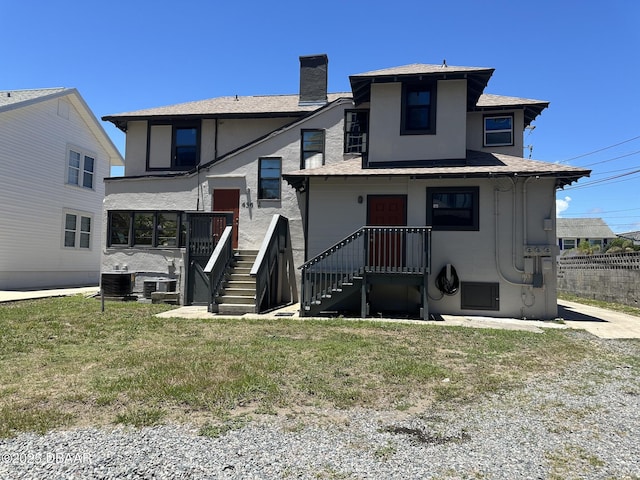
[556,196,572,217]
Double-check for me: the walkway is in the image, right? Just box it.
[1,287,638,339]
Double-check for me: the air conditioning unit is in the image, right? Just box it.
[101,272,136,297]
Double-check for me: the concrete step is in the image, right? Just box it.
[218,295,255,305]
[224,288,256,297]
[217,303,255,315]
[225,279,255,288]
[229,273,253,281]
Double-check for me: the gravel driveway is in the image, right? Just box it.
[1,333,638,480]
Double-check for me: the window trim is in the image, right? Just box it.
[426,186,480,231]
[62,210,92,250]
[300,129,325,169]
[146,121,201,171]
[483,114,514,147]
[258,157,282,203]
[344,110,369,154]
[401,83,436,135]
[66,146,96,190]
[107,211,186,248]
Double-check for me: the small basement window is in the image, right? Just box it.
[461,282,499,311]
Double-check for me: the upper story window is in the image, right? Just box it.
[258,157,282,201]
[427,187,479,231]
[63,211,92,249]
[484,115,513,147]
[67,148,95,189]
[401,83,436,135]
[174,126,198,167]
[147,122,200,171]
[301,129,325,169]
[344,110,369,154]
[107,211,186,248]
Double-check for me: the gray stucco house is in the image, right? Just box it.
[101,55,590,319]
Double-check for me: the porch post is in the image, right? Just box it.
[361,273,367,319]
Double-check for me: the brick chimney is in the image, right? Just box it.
[299,54,328,106]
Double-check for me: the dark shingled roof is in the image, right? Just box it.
[283,150,590,190]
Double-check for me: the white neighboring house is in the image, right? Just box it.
[0,88,123,289]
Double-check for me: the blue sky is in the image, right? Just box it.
[3,0,639,233]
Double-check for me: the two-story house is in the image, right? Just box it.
[0,88,123,290]
[102,55,590,319]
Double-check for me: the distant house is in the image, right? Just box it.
[102,55,589,320]
[0,88,123,289]
[557,218,616,252]
[617,230,640,246]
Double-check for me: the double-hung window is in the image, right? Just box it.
[63,211,92,249]
[67,148,95,189]
[401,83,436,134]
[427,187,479,231]
[258,157,281,201]
[344,110,369,153]
[301,130,325,169]
[484,115,513,147]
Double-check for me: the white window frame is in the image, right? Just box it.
[562,238,576,250]
[63,210,92,250]
[66,146,96,189]
[483,115,514,147]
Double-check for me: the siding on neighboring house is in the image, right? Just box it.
[0,91,120,289]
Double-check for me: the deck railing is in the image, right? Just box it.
[204,226,234,313]
[300,226,431,312]
[251,214,298,313]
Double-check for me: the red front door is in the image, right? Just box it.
[213,189,240,249]
[367,195,407,269]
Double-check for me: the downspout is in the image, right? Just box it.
[214,118,219,161]
[494,187,529,287]
[510,177,524,274]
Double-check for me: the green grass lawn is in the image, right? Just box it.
[0,295,637,438]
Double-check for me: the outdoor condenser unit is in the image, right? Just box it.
[101,272,136,297]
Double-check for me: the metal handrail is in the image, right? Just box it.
[300,226,431,312]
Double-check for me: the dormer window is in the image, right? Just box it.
[484,115,513,147]
[401,83,436,135]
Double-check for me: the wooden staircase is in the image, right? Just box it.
[215,250,258,315]
[303,275,363,317]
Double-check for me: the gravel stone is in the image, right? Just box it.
[1,337,638,479]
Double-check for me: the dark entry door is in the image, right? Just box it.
[213,189,240,249]
[367,195,407,269]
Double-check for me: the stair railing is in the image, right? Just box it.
[251,214,298,313]
[204,226,234,313]
[300,226,431,314]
